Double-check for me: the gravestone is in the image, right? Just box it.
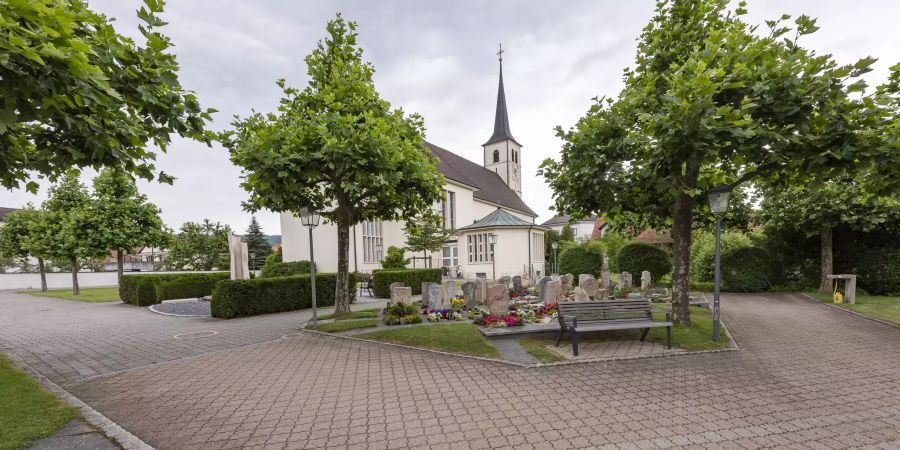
[538,276,552,298]
[422,282,438,307]
[573,286,590,301]
[620,272,632,290]
[474,278,489,305]
[579,275,599,298]
[443,280,457,299]
[390,286,412,305]
[389,282,405,291]
[461,281,477,310]
[596,288,608,300]
[498,276,511,285]
[486,283,510,315]
[543,280,562,304]
[600,270,611,290]
[641,271,652,291]
[512,276,524,296]
[561,274,574,292]
[427,283,442,310]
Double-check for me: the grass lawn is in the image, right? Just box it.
[806,292,900,326]
[358,323,502,359]
[317,308,380,321]
[19,287,120,303]
[307,318,379,333]
[517,338,567,363]
[0,355,79,450]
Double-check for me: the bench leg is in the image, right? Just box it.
[556,329,564,347]
[571,331,579,357]
[639,328,649,341]
[666,326,672,349]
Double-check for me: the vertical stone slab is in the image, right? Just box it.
[474,278,488,305]
[560,274,574,292]
[427,283,442,310]
[620,272,632,290]
[391,286,412,305]
[573,286,590,301]
[512,276,524,296]
[421,282,437,308]
[579,275,598,298]
[461,281,477,310]
[486,283,510,315]
[641,271,652,290]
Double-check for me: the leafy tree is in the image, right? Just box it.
[36,174,107,294]
[559,224,575,242]
[758,176,899,293]
[381,246,410,270]
[0,206,48,289]
[223,15,443,313]
[540,0,880,324]
[543,229,562,269]
[90,169,169,280]
[166,220,231,271]
[0,0,214,192]
[405,210,453,268]
[690,230,753,283]
[244,216,272,270]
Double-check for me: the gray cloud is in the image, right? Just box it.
[4,0,898,235]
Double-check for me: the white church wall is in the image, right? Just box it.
[470,200,533,224]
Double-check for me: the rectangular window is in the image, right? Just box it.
[532,232,545,261]
[362,221,383,263]
[467,233,494,263]
[447,191,456,229]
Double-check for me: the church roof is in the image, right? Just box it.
[483,62,521,147]
[456,208,548,232]
[541,214,597,226]
[426,141,536,217]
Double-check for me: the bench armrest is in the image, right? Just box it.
[557,314,577,329]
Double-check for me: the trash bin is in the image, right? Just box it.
[826,274,857,304]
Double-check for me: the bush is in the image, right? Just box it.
[690,231,753,283]
[596,232,628,272]
[381,246,409,270]
[721,246,772,292]
[119,272,230,306]
[211,272,356,319]
[857,247,900,295]
[259,261,315,278]
[617,242,671,281]
[558,242,604,282]
[372,269,442,298]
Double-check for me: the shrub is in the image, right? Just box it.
[381,246,409,270]
[211,272,356,319]
[856,247,900,295]
[259,260,315,278]
[690,231,753,283]
[597,231,628,272]
[403,313,422,324]
[721,246,772,292]
[372,268,442,298]
[558,243,604,282]
[119,272,229,306]
[617,242,671,281]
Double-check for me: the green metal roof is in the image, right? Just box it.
[456,208,548,232]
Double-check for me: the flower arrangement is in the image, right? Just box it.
[404,313,422,324]
[383,302,420,325]
[450,297,466,310]
[537,302,558,319]
[452,311,465,321]
[426,311,442,322]
[482,314,507,328]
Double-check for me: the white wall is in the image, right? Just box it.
[549,220,594,238]
[458,227,546,280]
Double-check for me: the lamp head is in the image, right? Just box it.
[490,234,498,245]
[707,186,733,215]
[299,207,321,228]
[551,242,558,250]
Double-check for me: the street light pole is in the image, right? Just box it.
[490,233,498,281]
[551,241,559,275]
[300,208,321,329]
[707,186,732,343]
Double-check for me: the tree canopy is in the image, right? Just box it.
[405,209,453,266]
[166,219,231,271]
[244,216,272,270]
[0,0,215,192]
[223,14,444,312]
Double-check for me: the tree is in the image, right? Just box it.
[381,246,410,270]
[405,210,453,268]
[90,169,169,280]
[36,174,107,294]
[540,0,879,325]
[223,14,444,313]
[559,224,575,242]
[759,176,899,293]
[166,220,231,271]
[0,206,48,289]
[244,216,271,270]
[0,0,214,192]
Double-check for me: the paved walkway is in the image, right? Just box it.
[3,291,900,449]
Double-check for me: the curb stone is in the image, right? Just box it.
[796,292,900,330]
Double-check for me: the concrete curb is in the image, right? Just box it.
[796,293,900,331]
[4,352,154,450]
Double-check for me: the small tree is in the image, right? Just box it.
[405,210,453,268]
[223,15,444,313]
[166,220,232,271]
[559,224,575,242]
[0,206,49,289]
[244,216,272,270]
[381,246,410,270]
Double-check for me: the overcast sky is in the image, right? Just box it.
[3,0,898,234]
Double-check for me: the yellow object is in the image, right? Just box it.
[833,280,843,303]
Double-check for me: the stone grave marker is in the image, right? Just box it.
[561,273,574,291]
[391,286,412,305]
[486,283,509,315]
[427,283,442,310]
[579,275,599,299]
[389,282,405,291]
[620,272,632,290]
[512,276,524,296]
[498,276,511,285]
[573,286,590,301]
[600,270,610,290]
[474,278,489,305]
[461,281,477,310]
[641,271,652,291]
[544,280,562,304]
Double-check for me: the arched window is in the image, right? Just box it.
[492,149,500,163]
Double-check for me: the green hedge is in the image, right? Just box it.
[260,260,315,278]
[722,246,772,292]
[119,272,229,306]
[617,242,672,282]
[558,244,605,282]
[211,272,356,319]
[372,269,442,298]
[857,247,900,295]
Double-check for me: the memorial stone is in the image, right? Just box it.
[461,282,477,310]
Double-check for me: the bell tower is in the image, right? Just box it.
[483,43,522,196]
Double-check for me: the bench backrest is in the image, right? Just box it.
[557,299,652,323]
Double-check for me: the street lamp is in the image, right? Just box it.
[300,207,321,329]
[551,241,559,275]
[707,185,732,342]
[489,233,499,280]
[375,243,383,269]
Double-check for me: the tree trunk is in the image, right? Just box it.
[334,216,352,314]
[117,249,124,282]
[671,190,694,326]
[38,258,48,292]
[818,226,833,294]
[71,257,80,295]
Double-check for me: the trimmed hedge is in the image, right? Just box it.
[260,260,315,278]
[558,245,605,282]
[722,246,772,292]
[211,272,356,319]
[857,247,900,295]
[119,272,230,306]
[617,242,672,282]
[372,269,442,298]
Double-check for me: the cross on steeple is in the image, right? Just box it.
[497,43,504,62]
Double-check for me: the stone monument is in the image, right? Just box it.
[390,286,412,305]
[486,283,510,315]
[573,286,590,301]
[561,273,574,291]
[427,283,442,310]
[579,275,599,299]
[512,276,524,296]
[641,271,652,291]
[620,272,632,290]
[461,281,477,310]
[540,280,562,304]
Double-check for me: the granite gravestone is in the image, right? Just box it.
[542,280,562,304]
[427,283,442,310]
[486,283,510,315]
[474,278,489,305]
[579,275,599,298]
[461,281,477,310]
[641,271,652,291]
[573,286,590,301]
[561,274,574,291]
[390,286,412,305]
[620,272,632,290]
[512,276,524,296]
[389,282,405,291]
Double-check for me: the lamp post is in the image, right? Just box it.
[489,233,498,280]
[375,243,383,269]
[551,241,559,275]
[300,207,321,329]
[707,186,732,342]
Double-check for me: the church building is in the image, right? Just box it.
[280,51,548,280]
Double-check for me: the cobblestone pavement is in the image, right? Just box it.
[5,291,900,449]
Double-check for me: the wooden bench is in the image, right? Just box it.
[556,299,672,356]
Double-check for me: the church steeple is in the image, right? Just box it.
[484,43,518,146]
